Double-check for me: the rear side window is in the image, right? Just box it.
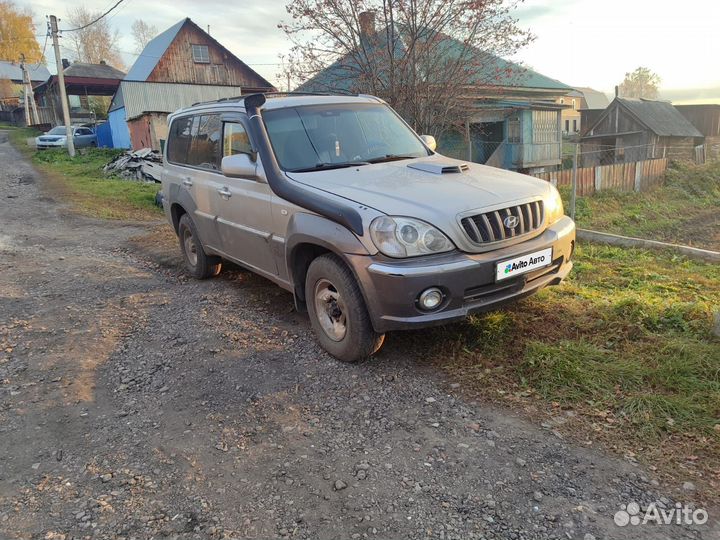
[168,114,222,170]
[167,116,194,164]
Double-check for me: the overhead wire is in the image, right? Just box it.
[60,0,127,32]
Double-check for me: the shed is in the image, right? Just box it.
[581,97,704,166]
[32,61,125,125]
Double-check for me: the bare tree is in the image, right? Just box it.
[619,67,661,99]
[64,6,125,70]
[280,0,532,136]
[131,19,158,53]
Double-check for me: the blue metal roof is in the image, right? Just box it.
[124,18,187,81]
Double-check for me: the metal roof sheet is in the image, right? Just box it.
[124,19,186,81]
[297,27,570,94]
[574,87,610,109]
[117,81,246,119]
[0,60,50,83]
[617,97,704,138]
[64,62,125,80]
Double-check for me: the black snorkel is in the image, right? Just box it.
[243,93,365,236]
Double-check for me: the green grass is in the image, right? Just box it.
[424,243,720,450]
[2,124,161,220]
[561,160,720,250]
[31,149,161,220]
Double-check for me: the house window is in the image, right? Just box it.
[565,120,570,133]
[507,116,521,143]
[572,99,576,110]
[573,119,578,132]
[532,110,559,144]
[559,98,564,104]
[191,44,210,63]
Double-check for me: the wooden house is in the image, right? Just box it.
[555,87,609,135]
[296,11,570,174]
[0,60,50,114]
[580,97,704,166]
[109,18,275,150]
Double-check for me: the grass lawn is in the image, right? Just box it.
[566,160,720,250]
[2,125,161,221]
[399,243,720,495]
[33,149,161,220]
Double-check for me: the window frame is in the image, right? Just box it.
[222,120,255,160]
[191,44,210,64]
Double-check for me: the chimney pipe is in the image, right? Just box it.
[615,85,619,98]
[359,11,376,37]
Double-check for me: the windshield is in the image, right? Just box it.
[263,103,430,172]
[47,126,68,135]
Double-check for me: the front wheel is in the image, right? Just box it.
[305,254,385,362]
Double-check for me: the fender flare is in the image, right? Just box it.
[285,213,372,308]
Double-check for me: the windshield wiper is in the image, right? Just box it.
[367,154,420,164]
[288,161,370,173]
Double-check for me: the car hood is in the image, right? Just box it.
[285,154,552,229]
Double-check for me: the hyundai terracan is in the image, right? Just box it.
[161,94,575,362]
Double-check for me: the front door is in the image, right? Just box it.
[211,120,278,276]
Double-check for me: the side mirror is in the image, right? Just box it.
[420,134,437,152]
[221,153,257,178]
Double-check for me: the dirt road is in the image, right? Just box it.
[0,134,716,539]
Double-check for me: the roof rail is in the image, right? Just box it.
[190,91,337,107]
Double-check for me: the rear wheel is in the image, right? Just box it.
[305,254,384,362]
[178,214,221,279]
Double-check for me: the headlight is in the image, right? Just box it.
[545,185,564,224]
[369,216,454,258]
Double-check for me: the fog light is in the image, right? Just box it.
[418,287,443,311]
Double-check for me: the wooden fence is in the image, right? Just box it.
[533,158,668,196]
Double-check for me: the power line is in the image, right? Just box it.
[31,28,51,71]
[60,0,127,32]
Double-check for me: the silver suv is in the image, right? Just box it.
[161,94,575,362]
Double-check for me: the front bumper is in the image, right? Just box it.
[347,216,575,332]
[36,141,67,149]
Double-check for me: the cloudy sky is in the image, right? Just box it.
[18,0,720,103]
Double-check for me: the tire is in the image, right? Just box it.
[178,214,222,279]
[305,253,385,362]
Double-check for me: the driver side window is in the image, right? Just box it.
[223,122,252,157]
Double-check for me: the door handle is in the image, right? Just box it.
[182,177,193,187]
[217,187,232,198]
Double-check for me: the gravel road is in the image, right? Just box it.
[0,133,717,539]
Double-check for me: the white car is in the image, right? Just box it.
[35,126,97,150]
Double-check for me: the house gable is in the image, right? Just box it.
[125,18,274,89]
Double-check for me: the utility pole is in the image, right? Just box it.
[21,59,30,126]
[49,15,75,157]
[20,54,40,125]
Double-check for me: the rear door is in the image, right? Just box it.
[165,114,221,251]
[210,116,277,275]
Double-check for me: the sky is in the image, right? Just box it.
[16,0,720,104]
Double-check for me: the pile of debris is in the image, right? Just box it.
[104,148,163,182]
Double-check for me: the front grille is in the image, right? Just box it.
[461,201,544,244]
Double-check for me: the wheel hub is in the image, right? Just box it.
[314,279,347,342]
